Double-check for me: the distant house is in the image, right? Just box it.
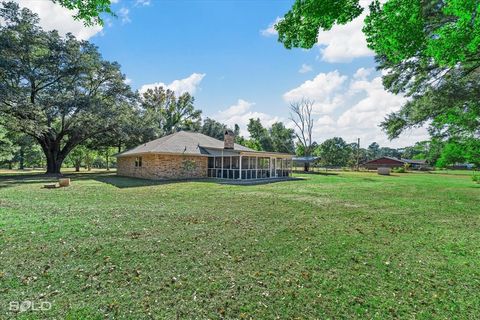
[292,156,320,171]
[363,157,430,170]
[401,158,428,170]
[448,163,475,170]
[115,130,293,180]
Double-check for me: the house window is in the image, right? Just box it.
[135,156,143,167]
[208,157,215,169]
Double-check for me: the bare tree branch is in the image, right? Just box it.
[289,98,314,156]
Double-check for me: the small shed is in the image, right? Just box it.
[292,156,319,171]
[362,157,406,170]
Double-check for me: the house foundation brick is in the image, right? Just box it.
[117,154,208,180]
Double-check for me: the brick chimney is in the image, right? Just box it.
[224,129,235,149]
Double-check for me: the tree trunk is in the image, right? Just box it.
[106,152,110,171]
[45,155,64,174]
[38,139,65,175]
[8,162,12,170]
[304,162,309,172]
[36,135,81,175]
[75,164,80,172]
[19,147,25,170]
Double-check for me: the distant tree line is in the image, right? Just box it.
[0,2,478,173]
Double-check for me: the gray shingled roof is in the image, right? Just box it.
[116,131,254,157]
[401,158,427,165]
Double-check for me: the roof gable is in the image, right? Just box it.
[116,131,254,157]
[363,156,406,164]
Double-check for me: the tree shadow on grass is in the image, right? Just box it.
[0,173,59,189]
[0,171,305,189]
[94,174,304,189]
[293,170,339,176]
[93,174,197,188]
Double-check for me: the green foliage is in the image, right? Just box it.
[21,143,44,168]
[201,118,227,140]
[0,2,136,173]
[402,140,440,165]
[243,138,262,151]
[14,135,44,169]
[472,171,480,184]
[392,166,405,173]
[181,158,197,175]
[55,0,114,26]
[381,68,480,140]
[141,87,202,137]
[363,0,425,64]
[367,142,380,159]
[347,145,368,168]
[246,119,295,153]
[426,1,480,66]
[278,0,480,142]
[247,118,274,152]
[83,149,97,171]
[276,0,363,49]
[378,147,401,159]
[436,138,480,168]
[269,122,295,154]
[279,0,480,68]
[0,124,17,163]
[316,137,352,167]
[66,146,88,171]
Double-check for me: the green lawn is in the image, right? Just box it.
[1,170,479,319]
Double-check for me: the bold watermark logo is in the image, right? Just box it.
[9,300,52,312]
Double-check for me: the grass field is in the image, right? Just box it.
[1,170,479,319]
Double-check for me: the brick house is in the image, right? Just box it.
[363,157,429,170]
[116,130,293,180]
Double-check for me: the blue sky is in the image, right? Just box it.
[17,0,429,147]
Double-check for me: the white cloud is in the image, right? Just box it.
[298,64,313,74]
[118,7,131,24]
[317,115,336,126]
[139,73,206,95]
[283,71,348,114]
[260,17,282,37]
[213,99,281,137]
[260,1,373,63]
[135,0,151,6]
[124,78,132,85]
[15,0,103,40]
[353,67,374,80]
[337,77,405,129]
[316,12,374,63]
[285,68,429,147]
[314,0,376,63]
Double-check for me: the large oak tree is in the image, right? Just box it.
[276,0,480,142]
[0,2,136,174]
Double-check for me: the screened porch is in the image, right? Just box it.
[206,155,292,180]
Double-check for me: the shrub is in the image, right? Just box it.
[472,172,480,184]
[392,167,406,173]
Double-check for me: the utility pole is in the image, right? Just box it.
[356,138,360,171]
